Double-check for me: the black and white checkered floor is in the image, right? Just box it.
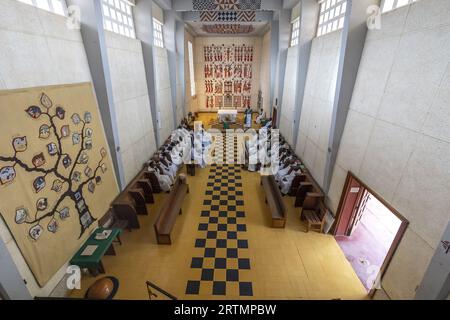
[185,133,253,296]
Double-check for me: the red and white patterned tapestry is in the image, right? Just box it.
[203,44,254,110]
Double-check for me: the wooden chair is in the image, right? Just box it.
[301,203,327,233]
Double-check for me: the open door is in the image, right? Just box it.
[348,189,370,236]
[334,172,409,295]
[334,174,364,236]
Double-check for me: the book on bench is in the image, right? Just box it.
[81,245,98,256]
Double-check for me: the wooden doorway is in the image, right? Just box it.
[333,172,409,296]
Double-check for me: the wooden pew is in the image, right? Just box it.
[127,169,154,204]
[111,169,154,229]
[111,200,140,229]
[111,190,144,229]
[98,209,130,238]
[145,171,163,193]
[261,175,287,228]
[288,173,308,196]
[294,173,324,210]
[112,188,148,215]
[154,177,189,245]
[186,163,196,176]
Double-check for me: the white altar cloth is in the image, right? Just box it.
[217,109,238,123]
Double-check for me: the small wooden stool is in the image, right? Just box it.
[303,210,325,233]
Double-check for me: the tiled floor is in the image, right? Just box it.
[70,113,368,300]
[185,133,253,297]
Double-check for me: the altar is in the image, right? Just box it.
[217,109,238,123]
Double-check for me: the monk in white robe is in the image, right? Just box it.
[149,167,171,192]
[280,169,302,195]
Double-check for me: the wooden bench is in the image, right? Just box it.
[288,173,308,196]
[110,200,140,229]
[261,175,287,228]
[186,163,196,176]
[154,177,189,244]
[98,209,130,236]
[294,173,324,210]
[111,169,155,229]
[301,203,327,233]
[145,171,162,193]
[112,183,147,215]
[129,169,154,204]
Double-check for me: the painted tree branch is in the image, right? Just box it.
[68,120,87,182]
[24,191,71,225]
[1,92,107,241]
[0,155,66,181]
[77,157,105,192]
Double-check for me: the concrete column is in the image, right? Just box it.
[0,239,32,299]
[134,0,160,145]
[269,20,279,117]
[292,0,320,148]
[164,9,179,129]
[176,19,186,119]
[415,221,450,300]
[323,0,380,192]
[273,9,291,127]
[66,0,126,189]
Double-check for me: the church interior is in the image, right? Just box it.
[0,0,449,301]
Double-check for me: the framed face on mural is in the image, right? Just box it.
[47,142,58,156]
[33,176,46,193]
[39,124,51,139]
[32,153,46,167]
[0,166,16,185]
[13,136,27,152]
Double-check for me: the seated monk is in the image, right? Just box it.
[279,162,302,195]
[148,162,171,192]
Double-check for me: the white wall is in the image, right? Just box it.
[328,0,450,299]
[105,31,157,185]
[153,46,175,141]
[295,30,342,187]
[175,53,184,125]
[194,36,262,112]
[279,46,299,145]
[260,30,272,117]
[184,30,198,113]
[0,0,92,297]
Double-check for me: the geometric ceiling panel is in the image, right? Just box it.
[200,11,256,22]
[193,0,262,11]
[202,24,255,34]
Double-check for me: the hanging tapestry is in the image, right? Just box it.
[0,83,119,287]
[203,44,254,110]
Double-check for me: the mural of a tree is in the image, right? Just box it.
[0,93,108,240]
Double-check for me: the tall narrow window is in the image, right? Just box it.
[153,18,164,48]
[290,18,300,47]
[317,0,348,37]
[188,41,196,97]
[101,0,136,38]
[381,0,418,13]
[17,0,67,16]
